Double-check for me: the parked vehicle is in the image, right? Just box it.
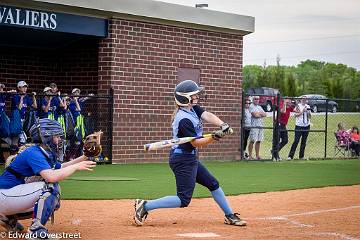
[246,87,279,112]
[299,94,338,113]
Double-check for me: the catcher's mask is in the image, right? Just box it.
[30,119,65,161]
[174,80,205,107]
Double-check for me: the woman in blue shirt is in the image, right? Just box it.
[0,119,96,237]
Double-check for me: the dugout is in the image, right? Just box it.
[0,0,254,163]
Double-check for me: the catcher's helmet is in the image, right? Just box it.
[30,119,64,143]
[174,80,204,106]
[30,119,65,160]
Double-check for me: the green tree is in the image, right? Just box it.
[243,59,359,100]
[286,72,298,97]
[243,65,263,89]
[296,60,326,95]
[258,61,270,87]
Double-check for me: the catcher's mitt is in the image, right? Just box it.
[83,131,103,157]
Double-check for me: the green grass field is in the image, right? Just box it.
[1,159,359,200]
[49,160,360,199]
[258,113,360,159]
[0,113,358,200]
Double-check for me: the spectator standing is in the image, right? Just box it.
[248,96,267,160]
[273,98,295,161]
[287,96,311,160]
[241,98,252,159]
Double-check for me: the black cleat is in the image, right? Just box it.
[134,199,148,226]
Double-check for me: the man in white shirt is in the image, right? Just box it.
[249,96,267,160]
[288,96,311,160]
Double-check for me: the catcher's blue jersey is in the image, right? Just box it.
[0,146,57,189]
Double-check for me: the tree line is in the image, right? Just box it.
[243,59,360,99]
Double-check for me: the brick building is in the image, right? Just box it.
[0,0,254,163]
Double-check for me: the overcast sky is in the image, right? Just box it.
[157,0,360,70]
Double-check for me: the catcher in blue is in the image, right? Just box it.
[134,80,246,227]
[0,119,98,239]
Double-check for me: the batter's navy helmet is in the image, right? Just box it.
[174,80,204,106]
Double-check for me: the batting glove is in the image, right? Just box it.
[212,130,225,141]
[220,123,233,135]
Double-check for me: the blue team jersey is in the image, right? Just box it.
[11,94,33,119]
[50,97,61,119]
[69,99,84,119]
[0,94,8,112]
[38,98,50,119]
[0,146,55,189]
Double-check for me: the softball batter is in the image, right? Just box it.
[134,80,246,227]
[0,118,96,238]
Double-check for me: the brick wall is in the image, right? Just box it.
[99,19,243,163]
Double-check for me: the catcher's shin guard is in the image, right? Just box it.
[32,183,60,226]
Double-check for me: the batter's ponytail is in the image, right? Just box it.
[170,104,180,124]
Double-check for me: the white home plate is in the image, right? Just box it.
[176,232,220,238]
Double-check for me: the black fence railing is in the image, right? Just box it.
[241,91,360,161]
[0,90,113,164]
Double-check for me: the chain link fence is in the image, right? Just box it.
[241,91,360,161]
[0,90,113,164]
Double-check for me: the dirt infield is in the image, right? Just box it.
[10,185,360,239]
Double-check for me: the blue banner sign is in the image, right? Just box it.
[0,5,107,37]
